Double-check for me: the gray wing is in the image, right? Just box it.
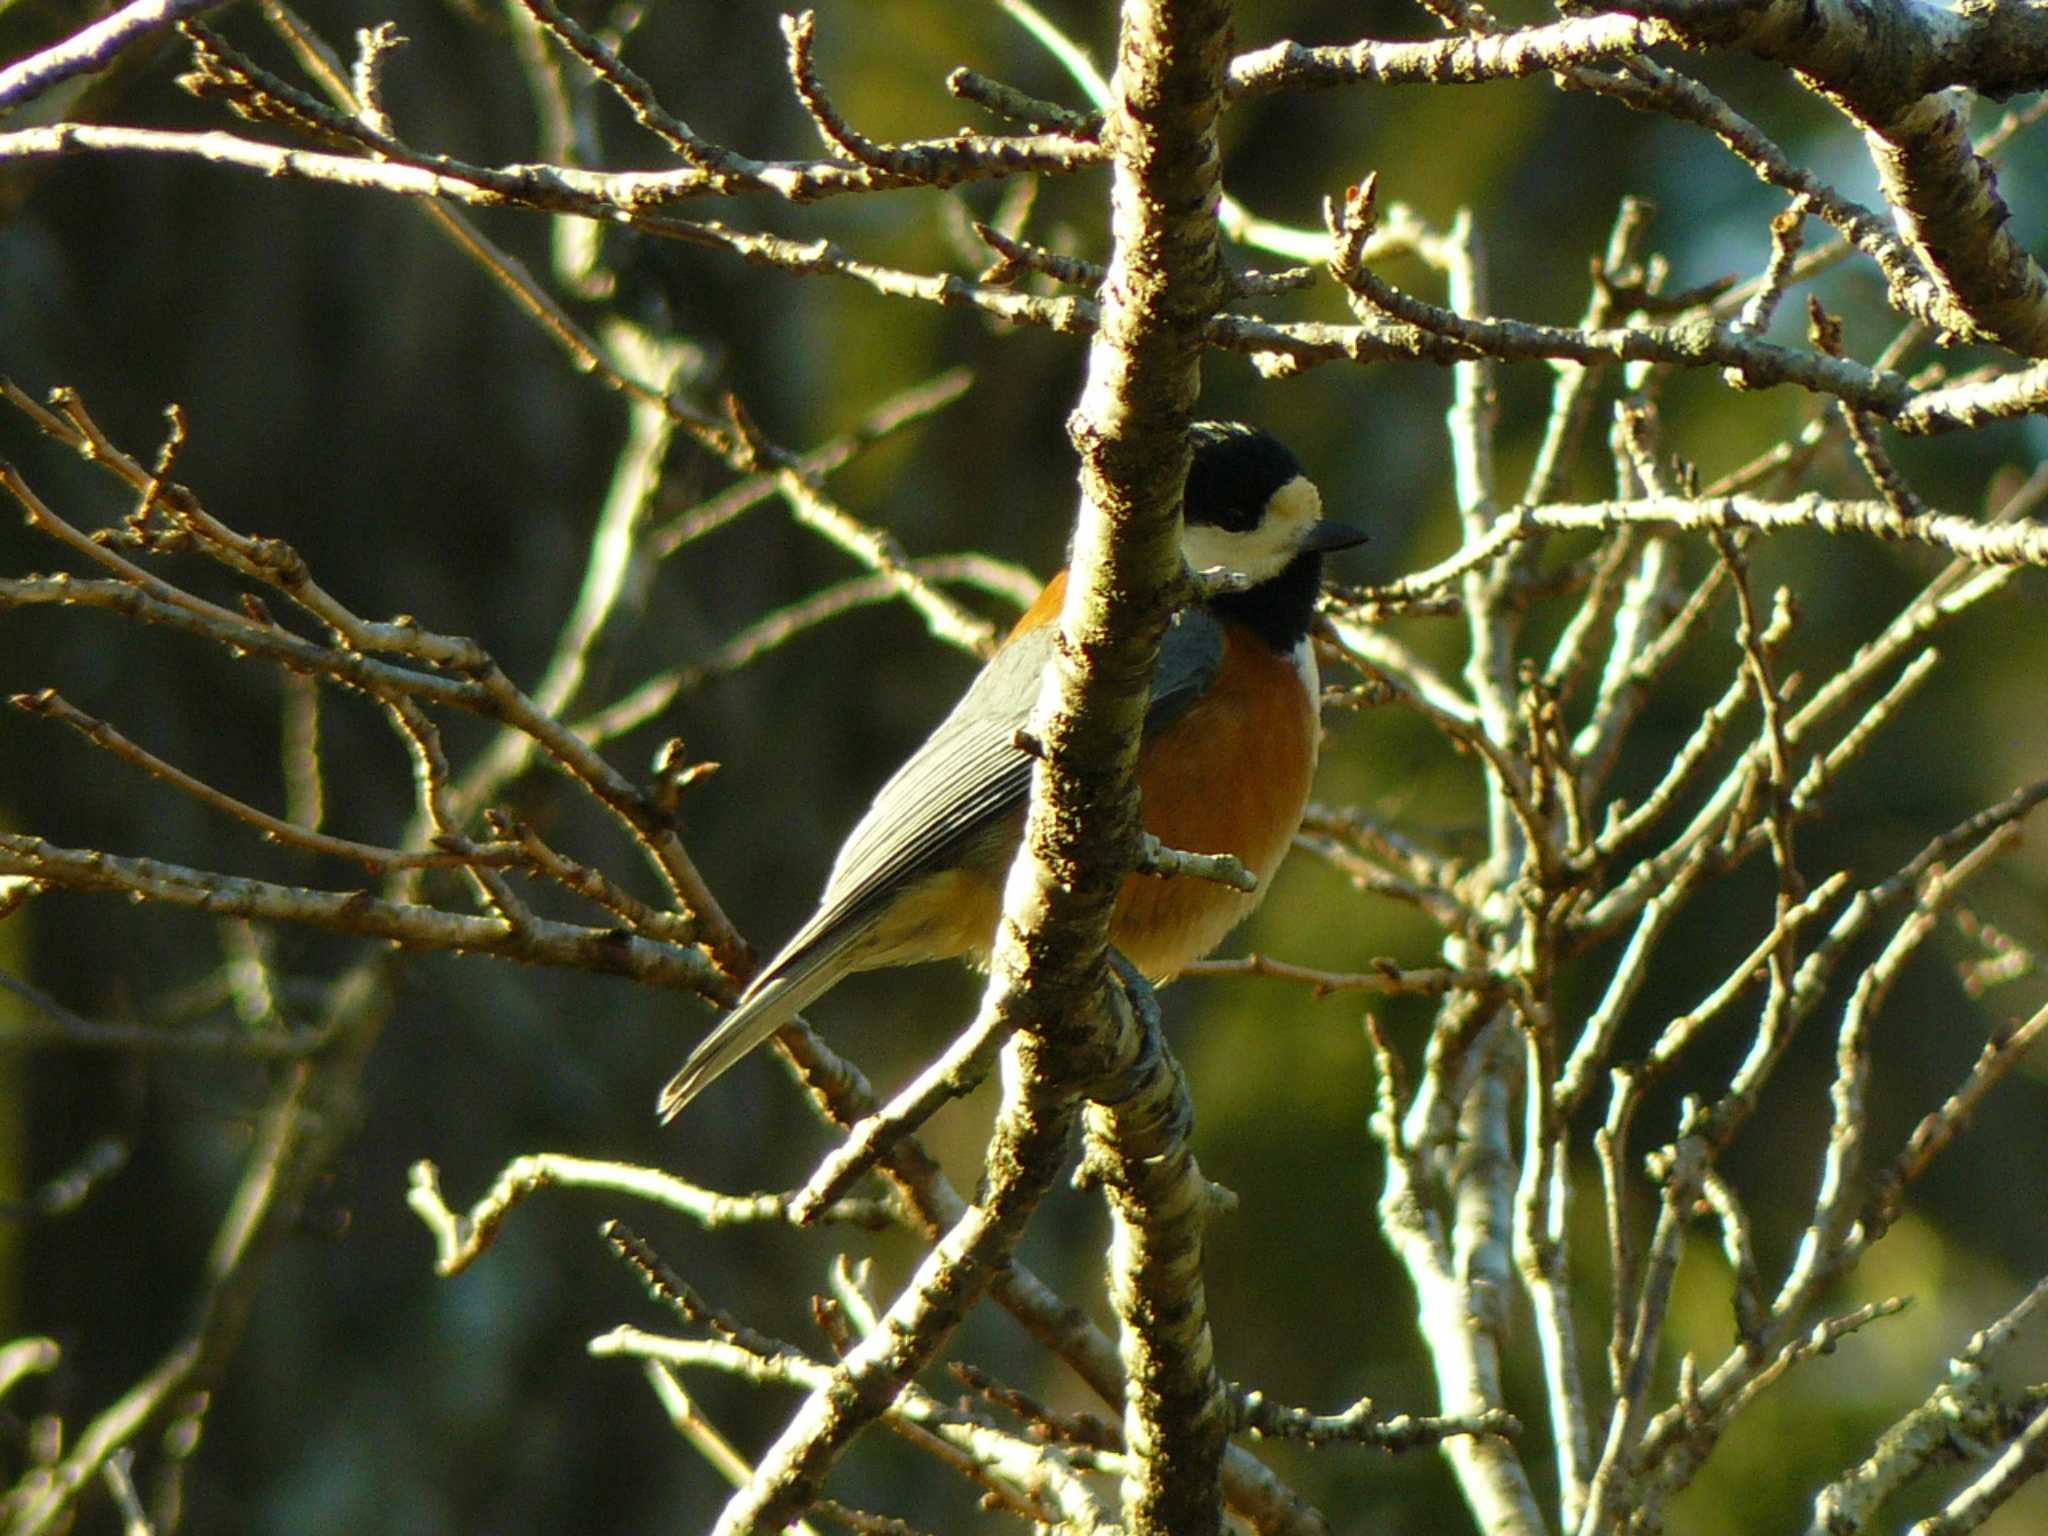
[770,605,1226,987]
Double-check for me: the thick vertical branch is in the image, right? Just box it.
[1444,212,1519,875]
[712,2,1236,1530]
[1084,976,1232,1536]
[1377,1098,1549,1536]
[1395,210,1548,1536]
[1061,3,1235,1531]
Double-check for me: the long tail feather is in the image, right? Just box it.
[655,930,863,1121]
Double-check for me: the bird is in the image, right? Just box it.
[658,422,1365,1121]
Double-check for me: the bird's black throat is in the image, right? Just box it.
[1206,550,1325,652]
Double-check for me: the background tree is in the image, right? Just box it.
[1,0,2046,1532]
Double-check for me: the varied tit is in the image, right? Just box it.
[658,422,1365,1121]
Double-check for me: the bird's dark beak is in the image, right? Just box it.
[1301,519,1369,555]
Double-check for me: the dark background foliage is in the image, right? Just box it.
[1,0,2045,1530]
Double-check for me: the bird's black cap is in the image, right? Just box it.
[1184,422,1305,534]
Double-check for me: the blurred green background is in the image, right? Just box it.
[2,0,2046,1530]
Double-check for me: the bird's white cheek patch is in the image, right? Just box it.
[1180,474,1325,584]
